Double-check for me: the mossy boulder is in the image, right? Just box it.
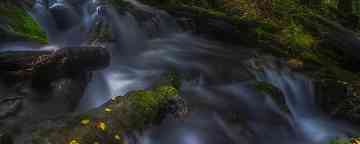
[30,85,186,144]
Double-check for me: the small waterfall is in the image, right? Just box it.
[250,58,356,143]
[4,0,359,143]
[31,0,59,43]
[138,57,357,144]
[30,0,96,45]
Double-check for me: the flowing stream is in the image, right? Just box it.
[3,0,358,143]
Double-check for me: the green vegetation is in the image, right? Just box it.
[164,71,182,89]
[32,84,180,143]
[329,138,353,144]
[253,81,289,113]
[280,22,316,55]
[0,3,47,43]
[127,85,178,129]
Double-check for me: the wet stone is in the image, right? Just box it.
[0,96,22,119]
[0,132,13,144]
[315,79,360,122]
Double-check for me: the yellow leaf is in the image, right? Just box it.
[96,122,107,131]
[114,134,121,140]
[80,119,90,125]
[352,138,360,144]
[69,140,80,144]
[287,58,303,69]
[105,108,112,112]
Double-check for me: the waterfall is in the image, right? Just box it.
[250,58,356,143]
[139,58,356,144]
[5,0,358,143]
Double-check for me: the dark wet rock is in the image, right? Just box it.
[109,2,260,46]
[49,74,91,111]
[2,0,34,8]
[165,6,260,46]
[0,47,109,132]
[0,96,23,119]
[49,3,81,31]
[0,132,13,144]
[315,79,360,123]
[0,26,21,43]
[301,15,360,71]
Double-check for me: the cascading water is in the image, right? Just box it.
[4,0,358,143]
[249,58,357,143]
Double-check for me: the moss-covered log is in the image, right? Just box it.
[29,85,186,144]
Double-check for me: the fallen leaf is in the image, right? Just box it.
[352,138,360,144]
[80,119,90,125]
[69,140,80,144]
[96,121,107,131]
[287,58,303,69]
[105,108,112,112]
[114,134,121,140]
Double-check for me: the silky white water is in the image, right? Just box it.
[4,0,356,143]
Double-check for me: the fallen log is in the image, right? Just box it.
[0,47,110,83]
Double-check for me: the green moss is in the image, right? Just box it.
[328,138,352,144]
[127,85,178,129]
[255,23,278,40]
[0,4,47,43]
[254,82,276,94]
[300,51,322,64]
[281,22,316,49]
[155,85,178,99]
[164,71,182,89]
[253,82,289,113]
[271,0,306,18]
[31,84,181,143]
